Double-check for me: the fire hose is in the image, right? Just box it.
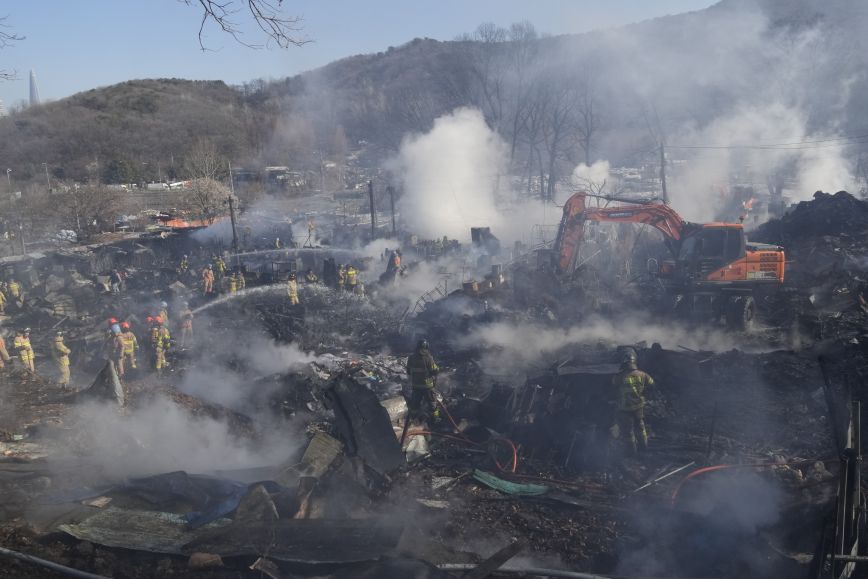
[401,386,519,473]
[0,545,111,579]
[670,459,836,507]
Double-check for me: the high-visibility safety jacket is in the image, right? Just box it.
[14,336,33,363]
[121,331,138,355]
[53,337,71,366]
[0,290,6,306]
[286,279,299,298]
[305,272,318,283]
[229,275,238,293]
[346,267,358,286]
[155,327,171,351]
[178,258,189,273]
[8,281,20,298]
[613,369,654,412]
[150,326,160,346]
[406,350,439,389]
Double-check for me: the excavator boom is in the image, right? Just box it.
[555,192,689,274]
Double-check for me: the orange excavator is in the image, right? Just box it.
[553,192,786,328]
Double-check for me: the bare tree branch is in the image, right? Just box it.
[0,16,24,81]
[181,0,308,50]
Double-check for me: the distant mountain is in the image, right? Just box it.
[0,0,864,187]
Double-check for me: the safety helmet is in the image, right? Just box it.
[120,322,130,330]
[24,327,31,334]
[56,331,63,337]
[183,254,188,259]
[160,301,168,308]
[108,317,118,325]
[155,316,163,325]
[111,324,121,334]
[621,350,638,370]
[289,273,296,280]
[146,316,154,323]
[416,339,429,352]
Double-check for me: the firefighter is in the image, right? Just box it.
[8,278,20,301]
[145,316,157,368]
[0,332,11,369]
[178,254,189,274]
[612,350,653,454]
[405,339,440,423]
[14,328,35,373]
[110,324,125,377]
[158,302,170,330]
[119,322,138,376]
[154,317,171,375]
[0,284,6,314]
[238,270,246,290]
[52,331,72,388]
[229,271,238,294]
[202,265,215,295]
[179,303,194,347]
[213,255,226,279]
[346,265,359,293]
[337,264,347,290]
[305,269,319,284]
[287,273,299,306]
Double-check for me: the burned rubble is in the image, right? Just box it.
[0,189,866,579]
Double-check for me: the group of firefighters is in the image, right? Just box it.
[0,278,24,314]
[103,301,195,379]
[405,340,653,456]
[0,301,196,387]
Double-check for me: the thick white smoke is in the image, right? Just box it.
[390,108,508,241]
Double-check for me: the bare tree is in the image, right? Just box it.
[52,186,122,239]
[575,77,601,166]
[182,178,230,224]
[181,0,308,49]
[0,16,24,81]
[183,138,225,180]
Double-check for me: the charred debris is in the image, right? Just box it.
[0,191,867,578]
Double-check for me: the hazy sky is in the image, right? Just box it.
[0,0,715,109]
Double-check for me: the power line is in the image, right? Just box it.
[667,133,868,151]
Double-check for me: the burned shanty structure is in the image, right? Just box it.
[0,189,866,579]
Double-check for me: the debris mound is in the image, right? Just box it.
[753,190,868,242]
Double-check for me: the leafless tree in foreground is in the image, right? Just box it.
[0,16,24,81]
[181,0,308,49]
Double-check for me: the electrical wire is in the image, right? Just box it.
[667,133,868,151]
[0,546,111,579]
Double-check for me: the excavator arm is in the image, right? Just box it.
[554,192,690,275]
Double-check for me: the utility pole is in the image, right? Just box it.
[42,162,51,192]
[227,161,240,262]
[368,180,376,240]
[387,185,396,238]
[659,143,668,204]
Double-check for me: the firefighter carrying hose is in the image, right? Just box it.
[611,350,653,454]
[405,339,441,423]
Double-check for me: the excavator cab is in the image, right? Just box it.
[676,225,746,281]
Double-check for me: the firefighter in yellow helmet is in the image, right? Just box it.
[154,317,171,376]
[612,350,653,454]
[229,271,238,294]
[119,321,138,377]
[14,328,35,373]
[406,339,441,423]
[52,331,72,388]
[287,273,299,306]
[178,254,189,274]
